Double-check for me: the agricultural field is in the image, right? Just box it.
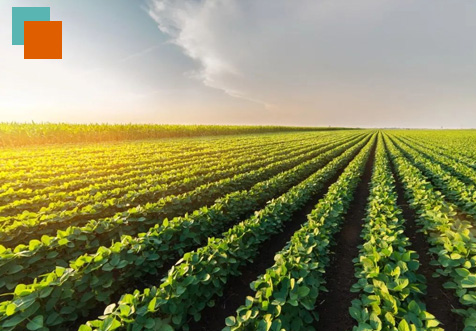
[0,123,344,147]
[0,128,476,331]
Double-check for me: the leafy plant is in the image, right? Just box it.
[77,136,373,331]
[350,135,441,330]
[224,134,374,331]
[0,135,370,330]
[386,134,476,330]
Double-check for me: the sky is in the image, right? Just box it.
[1,0,476,128]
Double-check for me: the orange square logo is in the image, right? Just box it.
[24,21,62,59]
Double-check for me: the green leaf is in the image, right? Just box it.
[55,266,66,277]
[102,316,121,331]
[297,286,310,298]
[225,316,236,326]
[385,312,395,326]
[6,303,16,316]
[6,264,24,275]
[461,276,476,288]
[426,319,440,328]
[144,318,155,329]
[462,294,476,304]
[392,278,409,291]
[158,325,174,331]
[369,313,382,330]
[349,306,361,321]
[104,303,116,315]
[39,286,54,299]
[79,326,93,331]
[2,314,27,328]
[455,268,471,278]
[26,315,44,330]
[119,304,131,317]
[45,312,63,326]
[148,297,157,312]
[172,315,182,325]
[398,319,410,331]
[408,301,421,314]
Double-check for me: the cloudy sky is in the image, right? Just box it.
[1,0,476,128]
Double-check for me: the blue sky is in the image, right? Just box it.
[1,0,476,128]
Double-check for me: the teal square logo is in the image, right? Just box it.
[12,7,51,45]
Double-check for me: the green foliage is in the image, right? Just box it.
[0,132,363,296]
[0,123,351,147]
[223,134,375,330]
[390,135,476,220]
[2,129,476,330]
[0,134,369,330]
[1,134,339,243]
[386,134,476,329]
[77,135,373,331]
[350,135,441,330]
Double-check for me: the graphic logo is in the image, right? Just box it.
[12,7,62,59]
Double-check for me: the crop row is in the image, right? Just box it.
[224,130,374,330]
[0,138,294,213]
[0,136,327,231]
[0,133,362,247]
[350,135,441,330]
[397,135,476,187]
[400,134,476,168]
[385,134,476,330]
[0,135,371,330]
[388,136,476,220]
[73,135,374,331]
[0,133,328,202]
[0,123,336,147]
[0,134,368,297]
[0,133,332,213]
[396,135,476,179]
[0,130,319,172]
[1,141,216,193]
[0,132,365,304]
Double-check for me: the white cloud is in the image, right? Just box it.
[147,0,476,127]
[147,0,273,107]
